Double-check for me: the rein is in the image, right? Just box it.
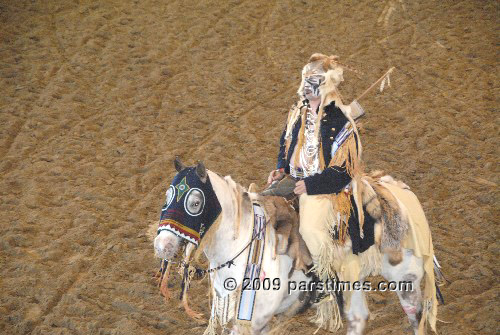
[158,217,268,283]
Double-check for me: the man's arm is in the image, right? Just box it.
[302,165,352,195]
[302,132,359,195]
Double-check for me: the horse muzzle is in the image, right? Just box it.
[154,230,182,259]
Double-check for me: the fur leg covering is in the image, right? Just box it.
[360,172,409,265]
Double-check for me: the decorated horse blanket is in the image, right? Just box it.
[382,182,438,333]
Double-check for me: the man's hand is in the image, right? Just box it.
[294,180,307,195]
[267,169,284,185]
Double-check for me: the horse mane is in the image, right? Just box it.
[193,171,312,276]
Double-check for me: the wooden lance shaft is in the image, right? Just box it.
[355,67,395,102]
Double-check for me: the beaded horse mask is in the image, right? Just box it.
[157,159,221,246]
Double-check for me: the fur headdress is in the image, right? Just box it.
[297,54,345,99]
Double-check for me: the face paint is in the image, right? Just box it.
[158,167,221,245]
[303,74,325,99]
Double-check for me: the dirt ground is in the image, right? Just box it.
[0,0,498,334]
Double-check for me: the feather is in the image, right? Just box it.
[379,76,386,92]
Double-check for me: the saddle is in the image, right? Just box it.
[260,175,298,199]
[260,175,300,213]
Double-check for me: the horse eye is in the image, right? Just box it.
[184,189,205,216]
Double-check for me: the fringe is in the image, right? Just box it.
[204,278,217,335]
[328,131,361,177]
[327,129,365,239]
[203,286,238,335]
[293,107,307,168]
[358,245,382,278]
[284,103,303,158]
[311,294,342,333]
[420,298,437,335]
[331,192,352,245]
[311,243,343,282]
[179,263,197,300]
[433,256,446,286]
[203,317,217,335]
[159,261,172,298]
[179,264,189,300]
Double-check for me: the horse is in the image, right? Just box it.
[154,159,315,335]
[153,159,443,335]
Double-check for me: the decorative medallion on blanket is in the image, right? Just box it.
[158,167,221,245]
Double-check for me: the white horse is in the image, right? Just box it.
[154,160,443,335]
[154,160,313,335]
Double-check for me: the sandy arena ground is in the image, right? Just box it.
[0,0,498,334]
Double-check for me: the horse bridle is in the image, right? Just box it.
[157,217,268,291]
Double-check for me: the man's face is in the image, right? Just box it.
[303,74,325,100]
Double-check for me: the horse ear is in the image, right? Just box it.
[195,161,207,183]
[174,156,186,172]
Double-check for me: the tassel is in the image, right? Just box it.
[433,255,447,286]
[180,263,189,300]
[159,261,172,299]
[435,283,445,305]
[158,259,168,287]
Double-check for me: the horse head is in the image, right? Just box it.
[154,157,221,260]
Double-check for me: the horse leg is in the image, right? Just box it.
[345,288,369,335]
[230,323,269,335]
[343,254,369,335]
[229,310,271,335]
[381,248,424,334]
